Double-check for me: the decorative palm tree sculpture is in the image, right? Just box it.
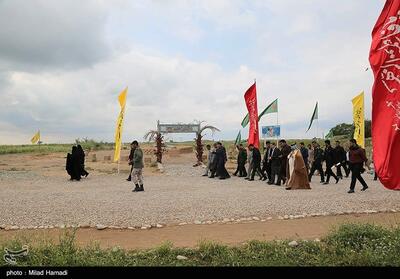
[144,130,164,163]
[194,123,220,166]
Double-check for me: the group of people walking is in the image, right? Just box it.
[306,139,369,192]
[65,145,89,181]
[65,141,145,192]
[66,138,369,194]
[203,138,370,193]
[203,142,231,179]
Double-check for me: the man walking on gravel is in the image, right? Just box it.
[268,142,282,185]
[248,144,264,181]
[245,144,262,180]
[278,139,291,185]
[261,141,272,181]
[308,141,325,183]
[203,144,213,177]
[131,140,145,192]
[333,140,348,179]
[233,144,247,177]
[323,140,339,185]
[348,139,368,194]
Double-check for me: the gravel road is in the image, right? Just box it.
[1,165,400,228]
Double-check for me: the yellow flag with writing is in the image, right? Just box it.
[114,87,128,162]
[31,130,40,144]
[352,91,365,148]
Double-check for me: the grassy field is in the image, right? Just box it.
[0,142,114,155]
[1,224,399,266]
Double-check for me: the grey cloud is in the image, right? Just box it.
[0,0,111,71]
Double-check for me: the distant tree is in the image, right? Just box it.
[328,123,354,138]
[327,120,371,138]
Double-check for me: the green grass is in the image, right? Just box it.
[0,143,114,155]
[1,223,399,266]
[0,144,74,155]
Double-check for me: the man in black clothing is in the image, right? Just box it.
[234,144,247,177]
[333,141,348,179]
[261,141,272,181]
[268,142,282,185]
[308,141,325,183]
[249,144,263,181]
[348,139,368,193]
[299,142,309,172]
[279,140,291,185]
[323,140,339,185]
[126,142,135,181]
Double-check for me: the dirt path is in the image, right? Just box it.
[2,213,399,250]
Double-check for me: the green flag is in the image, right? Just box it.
[306,102,318,132]
[241,113,249,128]
[235,131,241,145]
[258,98,278,121]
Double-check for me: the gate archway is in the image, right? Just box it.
[144,121,219,165]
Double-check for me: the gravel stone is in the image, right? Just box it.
[96,225,107,230]
[0,166,399,228]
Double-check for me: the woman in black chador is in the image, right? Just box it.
[66,146,81,181]
[77,145,89,177]
[215,142,231,180]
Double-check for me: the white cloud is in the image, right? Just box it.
[0,48,260,144]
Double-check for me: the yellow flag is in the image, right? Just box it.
[114,88,128,162]
[118,87,127,108]
[31,130,40,144]
[352,91,365,148]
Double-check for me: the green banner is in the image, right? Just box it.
[241,113,249,128]
[306,102,318,132]
[258,99,278,121]
[235,131,242,145]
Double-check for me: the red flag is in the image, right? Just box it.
[244,82,260,148]
[369,0,400,190]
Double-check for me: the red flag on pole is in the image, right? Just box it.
[369,0,400,190]
[244,82,260,148]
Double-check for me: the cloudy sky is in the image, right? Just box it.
[0,0,386,144]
